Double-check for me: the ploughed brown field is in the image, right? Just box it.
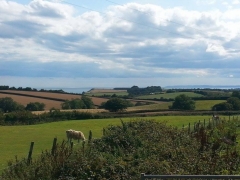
[0,90,108,110]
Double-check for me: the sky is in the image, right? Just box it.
[1,0,240,89]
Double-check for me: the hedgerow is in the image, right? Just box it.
[2,119,240,179]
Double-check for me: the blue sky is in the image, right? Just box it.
[1,0,240,88]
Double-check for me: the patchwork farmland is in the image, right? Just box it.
[0,90,108,110]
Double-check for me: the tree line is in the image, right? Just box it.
[0,85,68,94]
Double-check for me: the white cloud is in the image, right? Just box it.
[232,0,240,4]
[1,0,240,87]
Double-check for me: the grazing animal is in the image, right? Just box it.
[66,129,86,143]
[212,114,220,121]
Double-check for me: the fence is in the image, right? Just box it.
[0,137,74,173]
[141,173,240,179]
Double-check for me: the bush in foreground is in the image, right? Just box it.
[2,119,240,179]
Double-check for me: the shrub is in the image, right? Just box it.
[2,119,240,179]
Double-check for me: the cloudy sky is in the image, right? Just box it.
[1,0,240,89]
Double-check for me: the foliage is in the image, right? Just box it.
[2,119,240,179]
[169,94,195,110]
[232,90,240,99]
[212,97,240,111]
[25,102,45,111]
[104,98,129,112]
[81,95,94,109]
[0,97,24,113]
[4,110,36,125]
[1,109,109,125]
[227,97,240,110]
[61,96,94,110]
[127,86,162,97]
[212,102,233,111]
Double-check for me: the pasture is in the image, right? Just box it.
[0,90,109,109]
[127,100,226,111]
[195,100,225,110]
[136,92,204,99]
[0,115,225,172]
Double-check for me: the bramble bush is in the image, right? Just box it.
[2,119,240,179]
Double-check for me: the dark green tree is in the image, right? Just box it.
[169,94,195,110]
[61,99,85,109]
[227,97,240,110]
[0,97,24,113]
[61,100,71,109]
[25,102,45,111]
[104,98,129,112]
[232,91,240,98]
[81,95,94,109]
[212,102,233,111]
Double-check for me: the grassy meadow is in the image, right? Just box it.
[127,100,226,111]
[137,92,204,99]
[0,115,227,172]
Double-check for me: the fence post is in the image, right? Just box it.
[141,173,145,180]
[27,141,34,165]
[204,119,206,128]
[70,142,73,150]
[188,123,190,134]
[88,130,92,143]
[51,137,57,156]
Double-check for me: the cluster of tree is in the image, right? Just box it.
[2,119,240,179]
[61,96,94,109]
[127,86,162,97]
[169,94,195,110]
[0,97,45,113]
[0,97,24,113]
[100,97,134,112]
[232,90,240,99]
[212,97,240,111]
[0,85,38,91]
[25,102,45,111]
[211,91,240,111]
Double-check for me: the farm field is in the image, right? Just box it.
[0,93,63,110]
[127,100,225,111]
[0,90,109,109]
[0,90,81,100]
[136,92,204,99]
[0,115,228,172]
[195,100,225,110]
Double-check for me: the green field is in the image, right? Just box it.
[195,100,225,110]
[137,92,204,99]
[0,115,229,172]
[128,100,225,111]
[86,92,129,97]
[128,102,171,110]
